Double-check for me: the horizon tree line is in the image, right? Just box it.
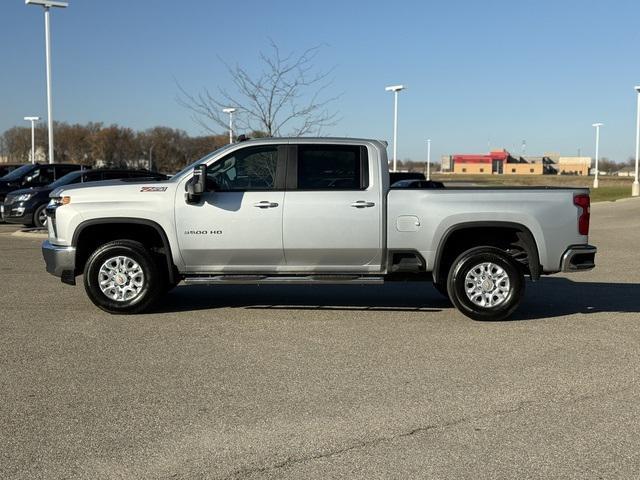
[0,122,230,173]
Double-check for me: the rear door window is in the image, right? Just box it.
[295,145,368,190]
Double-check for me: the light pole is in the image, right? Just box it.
[633,86,640,197]
[223,108,236,144]
[426,139,432,181]
[24,116,40,164]
[26,0,68,164]
[592,123,603,189]
[148,144,155,172]
[385,85,405,172]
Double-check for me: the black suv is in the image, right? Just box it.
[0,164,27,178]
[0,163,84,204]
[2,168,167,228]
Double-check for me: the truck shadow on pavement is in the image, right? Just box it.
[155,278,640,320]
[513,277,640,321]
[157,282,446,314]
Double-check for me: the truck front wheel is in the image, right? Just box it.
[447,246,524,321]
[83,240,162,314]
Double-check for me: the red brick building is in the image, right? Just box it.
[452,150,511,174]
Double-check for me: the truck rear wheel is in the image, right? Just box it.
[83,240,162,314]
[447,246,524,321]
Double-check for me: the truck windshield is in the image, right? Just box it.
[0,164,35,181]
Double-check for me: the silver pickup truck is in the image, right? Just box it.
[42,137,596,320]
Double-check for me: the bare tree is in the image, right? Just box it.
[1,127,31,163]
[177,41,340,137]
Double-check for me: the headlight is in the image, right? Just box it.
[48,196,71,207]
[16,193,34,202]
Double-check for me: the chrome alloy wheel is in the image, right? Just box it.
[464,262,511,308]
[98,256,145,302]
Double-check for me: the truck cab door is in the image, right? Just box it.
[282,144,383,273]
[175,144,287,272]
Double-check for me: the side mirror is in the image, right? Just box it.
[186,164,206,203]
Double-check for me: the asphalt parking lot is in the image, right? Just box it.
[1,199,640,480]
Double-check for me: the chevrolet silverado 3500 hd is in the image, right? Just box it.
[42,138,596,320]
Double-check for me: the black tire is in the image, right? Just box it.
[33,204,48,229]
[83,240,162,314]
[447,246,524,321]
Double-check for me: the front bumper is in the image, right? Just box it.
[561,244,597,272]
[2,208,33,224]
[42,240,76,284]
[2,198,37,224]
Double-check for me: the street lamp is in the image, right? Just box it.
[24,116,40,164]
[223,107,236,144]
[26,0,68,164]
[592,123,603,189]
[148,144,155,172]
[633,86,640,197]
[426,138,432,181]
[385,85,405,172]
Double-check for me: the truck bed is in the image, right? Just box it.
[386,187,588,273]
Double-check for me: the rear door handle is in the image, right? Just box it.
[253,201,279,209]
[350,201,375,208]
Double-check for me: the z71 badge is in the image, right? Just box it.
[140,186,168,192]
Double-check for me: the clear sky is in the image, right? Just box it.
[1,0,639,163]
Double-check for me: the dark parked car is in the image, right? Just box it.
[0,163,84,204]
[2,168,167,228]
[390,179,445,189]
[388,171,426,185]
[0,163,27,178]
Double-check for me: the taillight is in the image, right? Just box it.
[574,194,590,235]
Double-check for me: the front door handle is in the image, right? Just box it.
[253,201,279,209]
[350,201,375,208]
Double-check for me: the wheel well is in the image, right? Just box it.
[74,221,176,281]
[433,225,540,283]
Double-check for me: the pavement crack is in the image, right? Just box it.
[223,405,523,480]
[223,399,544,480]
[222,387,632,479]
[224,425,436,480]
